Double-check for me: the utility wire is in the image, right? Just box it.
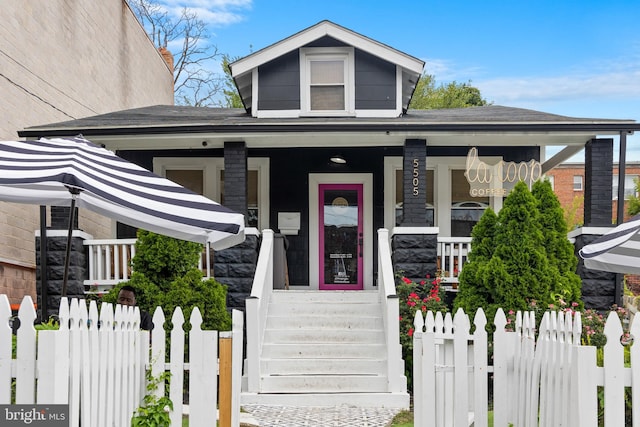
[0,47,100,117]
[0,72,75,119]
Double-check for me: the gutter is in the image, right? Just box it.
[18,122,640,139]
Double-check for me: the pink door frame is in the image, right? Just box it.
[318,183,364,290]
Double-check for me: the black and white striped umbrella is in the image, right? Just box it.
[579,213,640,274]
[0,137,245,249]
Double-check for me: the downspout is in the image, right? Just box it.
[615,131,628,306]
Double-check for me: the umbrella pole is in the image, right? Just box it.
[61,193,79,297]
[39,206,48,322]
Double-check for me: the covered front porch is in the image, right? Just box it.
[80,227,469,407]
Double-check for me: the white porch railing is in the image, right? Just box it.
[377,229,407,393]
[437,237,472,285]
[84,239,209,293]
[245,229,273,393]
[84,239,136,293]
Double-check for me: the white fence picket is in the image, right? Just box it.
[189,307,218,425]
[414,307,640,427]
[0,295,12,404]
[603,312,626,426]
[169,307,185,427]
[4,294,241,427]
[15,296,36,404]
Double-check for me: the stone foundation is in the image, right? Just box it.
[214,233,259,312]
[391,232,438,283]
[35,229,89,321]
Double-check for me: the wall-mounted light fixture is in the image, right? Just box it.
[330,154,346,164]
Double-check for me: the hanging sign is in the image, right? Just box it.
[464,147,542,197]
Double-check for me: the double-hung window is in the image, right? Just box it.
[301,47,354,115]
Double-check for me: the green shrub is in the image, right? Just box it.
[397,273,448,391]
[103,230,231,332]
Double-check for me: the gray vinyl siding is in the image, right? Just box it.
[355,50,396,110]
[258,51,300,110]
[256,40,397,112]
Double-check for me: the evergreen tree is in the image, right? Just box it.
[455,182,559,315]
[454,208,498,313]
[490,181,555,311]
[532,179,582,306]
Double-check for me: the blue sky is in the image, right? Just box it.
[160,0,640,161]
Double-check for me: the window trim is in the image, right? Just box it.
[384,156,503,236]
[300,47,355,116]
[153,157,270,230]
[573,175,583,191]
[613,174,639,200]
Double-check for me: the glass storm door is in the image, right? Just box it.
[319,184,364,290]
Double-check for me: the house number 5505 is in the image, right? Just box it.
[412,158,419,196]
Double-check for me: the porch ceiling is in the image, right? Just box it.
[83,130,597,152]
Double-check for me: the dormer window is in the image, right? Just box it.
[301,47,355,116]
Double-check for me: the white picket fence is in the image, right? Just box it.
[413,307,638,427]
[0,294,243,427]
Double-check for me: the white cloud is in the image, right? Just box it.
[156,0,252,26]
[477,70,640,104]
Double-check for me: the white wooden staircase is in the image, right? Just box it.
[242,229,408,408]
[242,291,409,407]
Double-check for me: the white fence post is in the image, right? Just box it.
[231,309,244,427]
[189,307,218,426]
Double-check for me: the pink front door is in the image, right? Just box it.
[319,184,364,290]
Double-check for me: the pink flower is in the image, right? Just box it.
[408,328,414,337]
[402,277,412,284]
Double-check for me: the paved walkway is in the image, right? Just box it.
[241,405,402,427]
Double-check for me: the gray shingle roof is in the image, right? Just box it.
[19,104,637,139]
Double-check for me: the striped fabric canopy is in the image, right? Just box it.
[579,213,640,275]
[0,137,245,249]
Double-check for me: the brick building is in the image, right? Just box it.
[0,1,174,305]
[545,162,640,228]
[547,161,640,293]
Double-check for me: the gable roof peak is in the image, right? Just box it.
[229,20,424,78]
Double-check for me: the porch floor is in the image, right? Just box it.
[241,404,402,427]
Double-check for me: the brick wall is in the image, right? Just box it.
[0,0,174,302]
[545,161,640,226]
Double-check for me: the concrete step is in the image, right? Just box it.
[268,302,381,317]
[261,342,386,359]
[258,375,389,393]
[261,358,386,376]
[263,328,384,344]
[266,314,383,330]
[271,290,380,304]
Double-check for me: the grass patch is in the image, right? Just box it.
[389,410,412,426]
[388,410,495,426]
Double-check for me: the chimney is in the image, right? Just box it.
[159,47,174,72]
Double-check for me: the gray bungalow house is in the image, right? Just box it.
[21,21,640,406]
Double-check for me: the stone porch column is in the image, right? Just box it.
[392,140,438,283]
[214,142,257,312]
[576,138,619,309]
